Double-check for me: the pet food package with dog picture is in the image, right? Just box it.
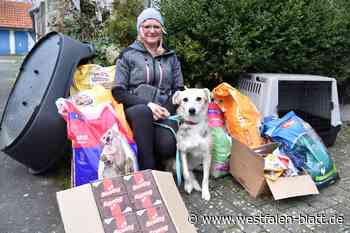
[56,98,138,187]
[56,170,196,233]
[208,102,232,178]
[212,82,263,148]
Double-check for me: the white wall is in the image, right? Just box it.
[27,32,35,52]
[9,30,15,55]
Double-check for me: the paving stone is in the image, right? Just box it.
[195,223,220,233]
[242,194,273,207]
[220,191,263,216]
[303,194,338,212]
[219,227,245,233]
[282,202,317,215]
[274,198,308,211]
[260,203,282,215]
[260,224,291,233]
[331,204,350,228]
[302,208,349,233]
[319,183,346,196]
[325,186,350,203]
[281,211,316,233]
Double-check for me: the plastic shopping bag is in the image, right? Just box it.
[212,82,263,148]
[208,103,232,178]
[56,98,138,187]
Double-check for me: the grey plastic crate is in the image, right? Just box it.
[238,73,342,146]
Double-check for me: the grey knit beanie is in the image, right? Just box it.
[137,8,164,32]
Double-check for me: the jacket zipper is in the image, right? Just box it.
[144,57,150,84]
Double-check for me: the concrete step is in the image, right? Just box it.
[340,104,350,122]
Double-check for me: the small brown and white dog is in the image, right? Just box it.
[98,124,136,178]
[172,88,212,201]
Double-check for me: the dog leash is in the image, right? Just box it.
[153,114,183,186]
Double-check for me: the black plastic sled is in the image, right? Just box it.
[0,32,95,173]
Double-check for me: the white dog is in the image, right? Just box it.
[172,88,212,201]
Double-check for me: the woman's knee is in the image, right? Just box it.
[125,104,153,122]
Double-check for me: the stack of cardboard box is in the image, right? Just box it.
[57,170,197,233]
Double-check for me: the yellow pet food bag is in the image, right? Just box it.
[70,64,133,138]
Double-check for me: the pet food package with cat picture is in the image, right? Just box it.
[56,98,138,187]
[57,170,197,233]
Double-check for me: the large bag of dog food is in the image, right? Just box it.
[208,103,232,178]
[212,82,263,148]
[56,98,138,187]
[262,111,338,188]
[70,64,133,139]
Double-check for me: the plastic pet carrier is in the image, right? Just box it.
[238,73,342,147]
[0,32,95,173]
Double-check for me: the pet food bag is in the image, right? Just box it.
[56,98,138,187]
[70,64,116,95]
[262,111,338,188]
[70,64,133,140]
[212,82,263,148]
[208,103,232,178]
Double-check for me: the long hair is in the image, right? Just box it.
[137,25,166,56]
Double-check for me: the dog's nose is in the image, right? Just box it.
[189,108,196,115]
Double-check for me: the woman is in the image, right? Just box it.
[112,8,184,170]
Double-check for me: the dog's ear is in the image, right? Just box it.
[204,88,211,103]
[172,91,182,105]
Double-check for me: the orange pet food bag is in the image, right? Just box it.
[212,82,263,148]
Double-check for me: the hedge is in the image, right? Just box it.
[160,0,350,87]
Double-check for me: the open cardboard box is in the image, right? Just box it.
[56,170,197,233]
[229,139,319,200]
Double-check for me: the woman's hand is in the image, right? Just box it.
[147,102,170,120]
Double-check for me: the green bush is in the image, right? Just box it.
[161,0,350,87]
[63,0,113,66]
[105,0,144,48]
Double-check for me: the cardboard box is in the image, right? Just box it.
[136,204,176,233]
[101,211,140,233]
[229,139,319,200]
[130,188,163,210]
[91,176,127,199]
[57,170,197,233]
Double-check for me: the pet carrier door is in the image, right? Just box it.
[278,80,332,144]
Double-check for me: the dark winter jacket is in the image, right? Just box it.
[112,40,184,111]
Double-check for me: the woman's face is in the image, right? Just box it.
[140,19,162,46]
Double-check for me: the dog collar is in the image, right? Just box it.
[183,120,199,125]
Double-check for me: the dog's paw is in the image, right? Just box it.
[184,181,193,194]
[202,190,211,201]
[192,180,202,192]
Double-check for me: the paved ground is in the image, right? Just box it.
[341,104,350,122]
[0,56,66,233]
[0,56,350,233]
